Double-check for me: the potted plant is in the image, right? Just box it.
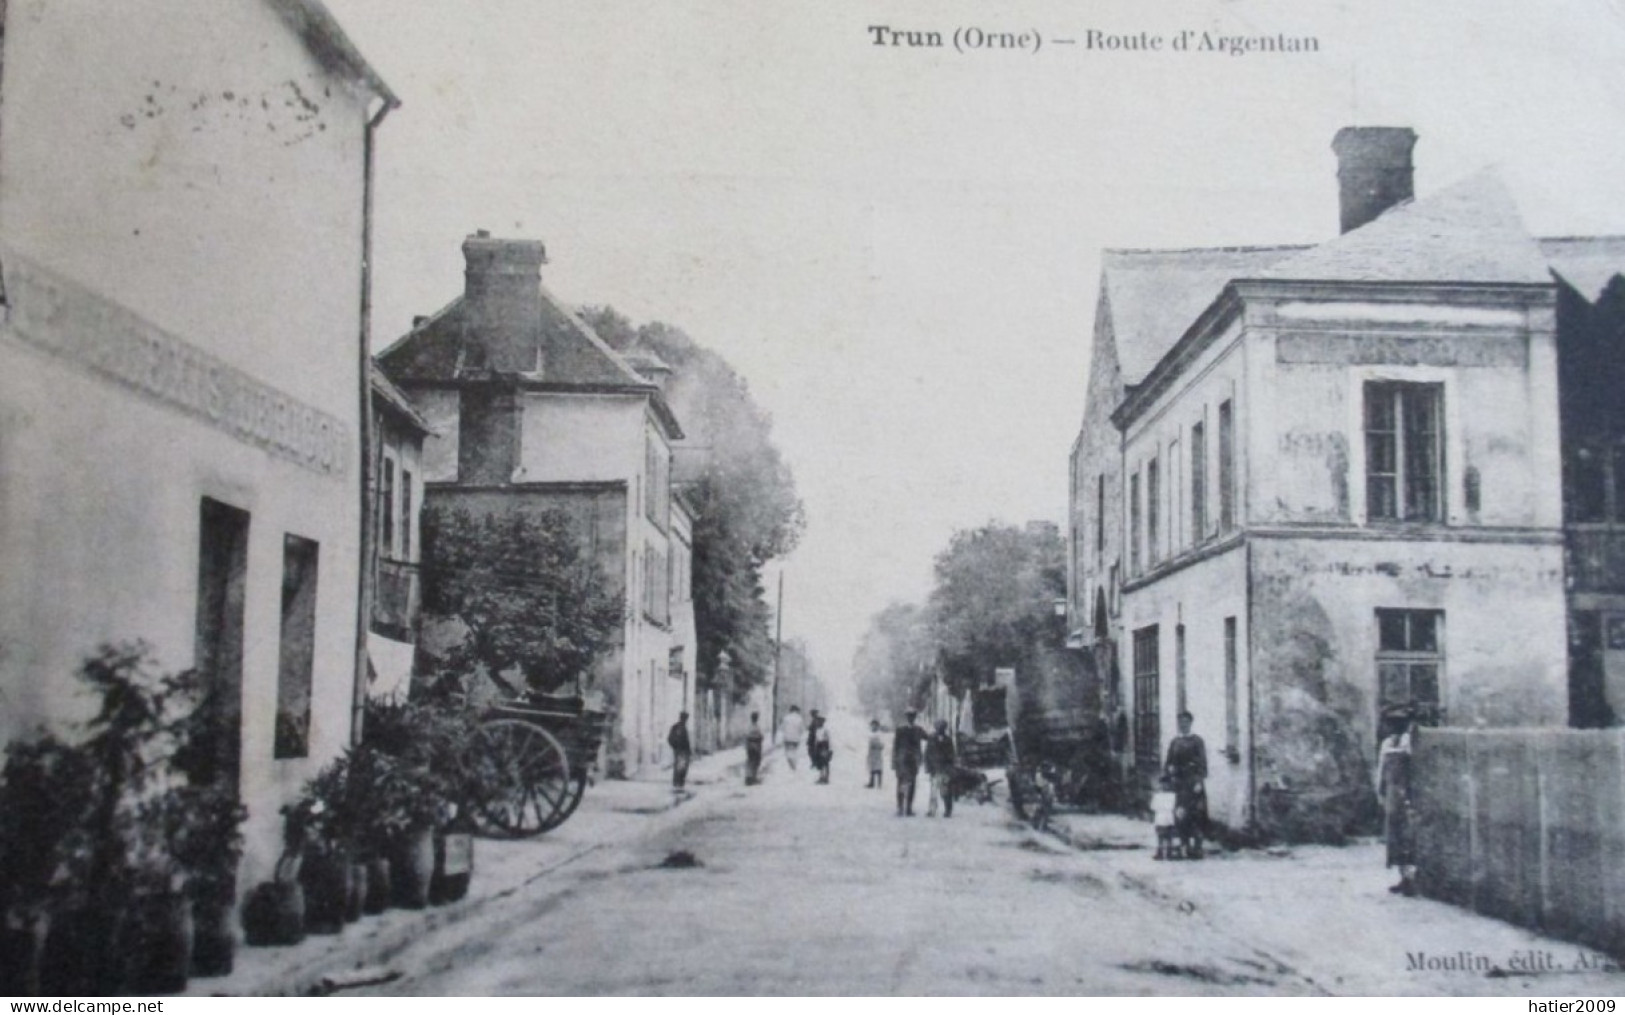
[344,745,396,915]
[164,780,245,977]
[0,733,95,996]
[289,758,354,935]
[361,700,470,910]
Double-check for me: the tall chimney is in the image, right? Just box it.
[1332,127,1416,234]
[461,230,547,373]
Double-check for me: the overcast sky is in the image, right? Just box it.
[327,0,1625,699]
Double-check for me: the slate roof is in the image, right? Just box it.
[1542,236,1625,303]
[1258,169,1552,286]
[1100,245,1305,383]
[377,278,684,439]
[369,362,434,435]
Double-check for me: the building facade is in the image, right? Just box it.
[1070,129,1576,840]
[0,0,395,883]
[378,233,690,774]
[367,364,433,701]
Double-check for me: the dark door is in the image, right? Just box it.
[194,498,250,792]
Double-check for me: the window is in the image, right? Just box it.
[276,535,319,759]
[1376,609,1444,727]
[1146,456,1160,565]
[1218,400,1235,531]
[400,469,413,559]
[645,435,670,531]
[1365,382,1443,522]
[1129,472,1142,575]
[1096,474,1105,561]
[1174,624,1187,714]
[380,458,396,556]
[195,499,249,787]
[1191,420,1208,540]
[1566,443,1625,524]
[1223,617,1239,760]
[1133,625,1161,771]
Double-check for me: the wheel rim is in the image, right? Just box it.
[468,719,573,838]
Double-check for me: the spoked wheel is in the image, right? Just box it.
[467,718,574,838]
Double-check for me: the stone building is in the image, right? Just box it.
[1068,128,1582,839]
[0,0,396,883]
[1548,238,1625,726]
[377,233,693,775]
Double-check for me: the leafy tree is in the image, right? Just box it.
[418,505,624,696]
[927,522,1066,698]
[582,307,804,700]
[852,602,933,722]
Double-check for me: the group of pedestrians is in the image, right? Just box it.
[665,705,959,818]
[881,709,957,817]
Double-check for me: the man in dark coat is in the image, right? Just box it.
[1163,711,1209,858]
[892,709,926,816]
[744,711,765,785]
[668,712,692,791]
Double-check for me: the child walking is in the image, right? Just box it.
[1151,775,1179,860]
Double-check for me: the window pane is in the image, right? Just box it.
[1218,400,1235,531]
[1410,664,1440,707]
[1365,384,1396,430]
[1611,447,1625,522]
[1570,447,1607,522]
[1409,612,1438,652]
[1378,611,1409,651]
[1378,662,1409,705]
[1368,475,1398,521]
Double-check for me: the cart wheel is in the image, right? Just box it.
[468,719,573,838]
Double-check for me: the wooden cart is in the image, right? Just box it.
[463,695,611,838]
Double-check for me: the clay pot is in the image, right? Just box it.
[429,832,474,905]
[189,896,236,978]
[125,894,193,995]
[344,863,367,923]
[362,857,391,915]
[390,829,434,910]
[300,851,350,935]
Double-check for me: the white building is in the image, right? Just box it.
[0,0,396,884]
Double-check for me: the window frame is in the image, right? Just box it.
[1133,625,1161,772]
[1191,419,1208,542]
[1375,608,1445,728]
[1364,381,1445,524]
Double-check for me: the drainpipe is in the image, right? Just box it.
[353,94,398,746]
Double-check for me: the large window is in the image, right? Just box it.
[276,535,320,760]
[400,469,414,559]
[1146,456,1160,565]
[1191,420,1207,541]
[1365,382,1443,522]
[1376,608,1444,728]
[380,458,396,556]
[1133,625,1161,771]
[1223,617,1239,761]
[1129,472,1142,576]
[1218,400,1235,532]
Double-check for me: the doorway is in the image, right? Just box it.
[194,498,249,793]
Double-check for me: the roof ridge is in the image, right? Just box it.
[1104,243,1314,257]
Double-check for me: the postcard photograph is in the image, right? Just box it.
[3,0,1625,998]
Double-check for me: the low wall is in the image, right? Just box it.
[1413,727,1625,956]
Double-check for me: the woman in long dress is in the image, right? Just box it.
[1377,706,1417,895]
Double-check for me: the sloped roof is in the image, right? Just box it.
[268,0,398,107]
[369,361,434,435]
[378,284,652,390]
[1100,245,1305,383]
[377,277,685,439]
[1259,169,1552,286]
[1542,236,1625,303]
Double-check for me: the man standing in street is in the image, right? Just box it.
[925,718,957,818]
[668,711,693,793]
[892,709,925,816]
[744,711,765,786]
[778,705,804,771]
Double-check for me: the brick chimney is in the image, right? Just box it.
[460,230,546,373]
[1332,127,1416,234]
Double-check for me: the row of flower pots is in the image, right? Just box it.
[0,647,485,996]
